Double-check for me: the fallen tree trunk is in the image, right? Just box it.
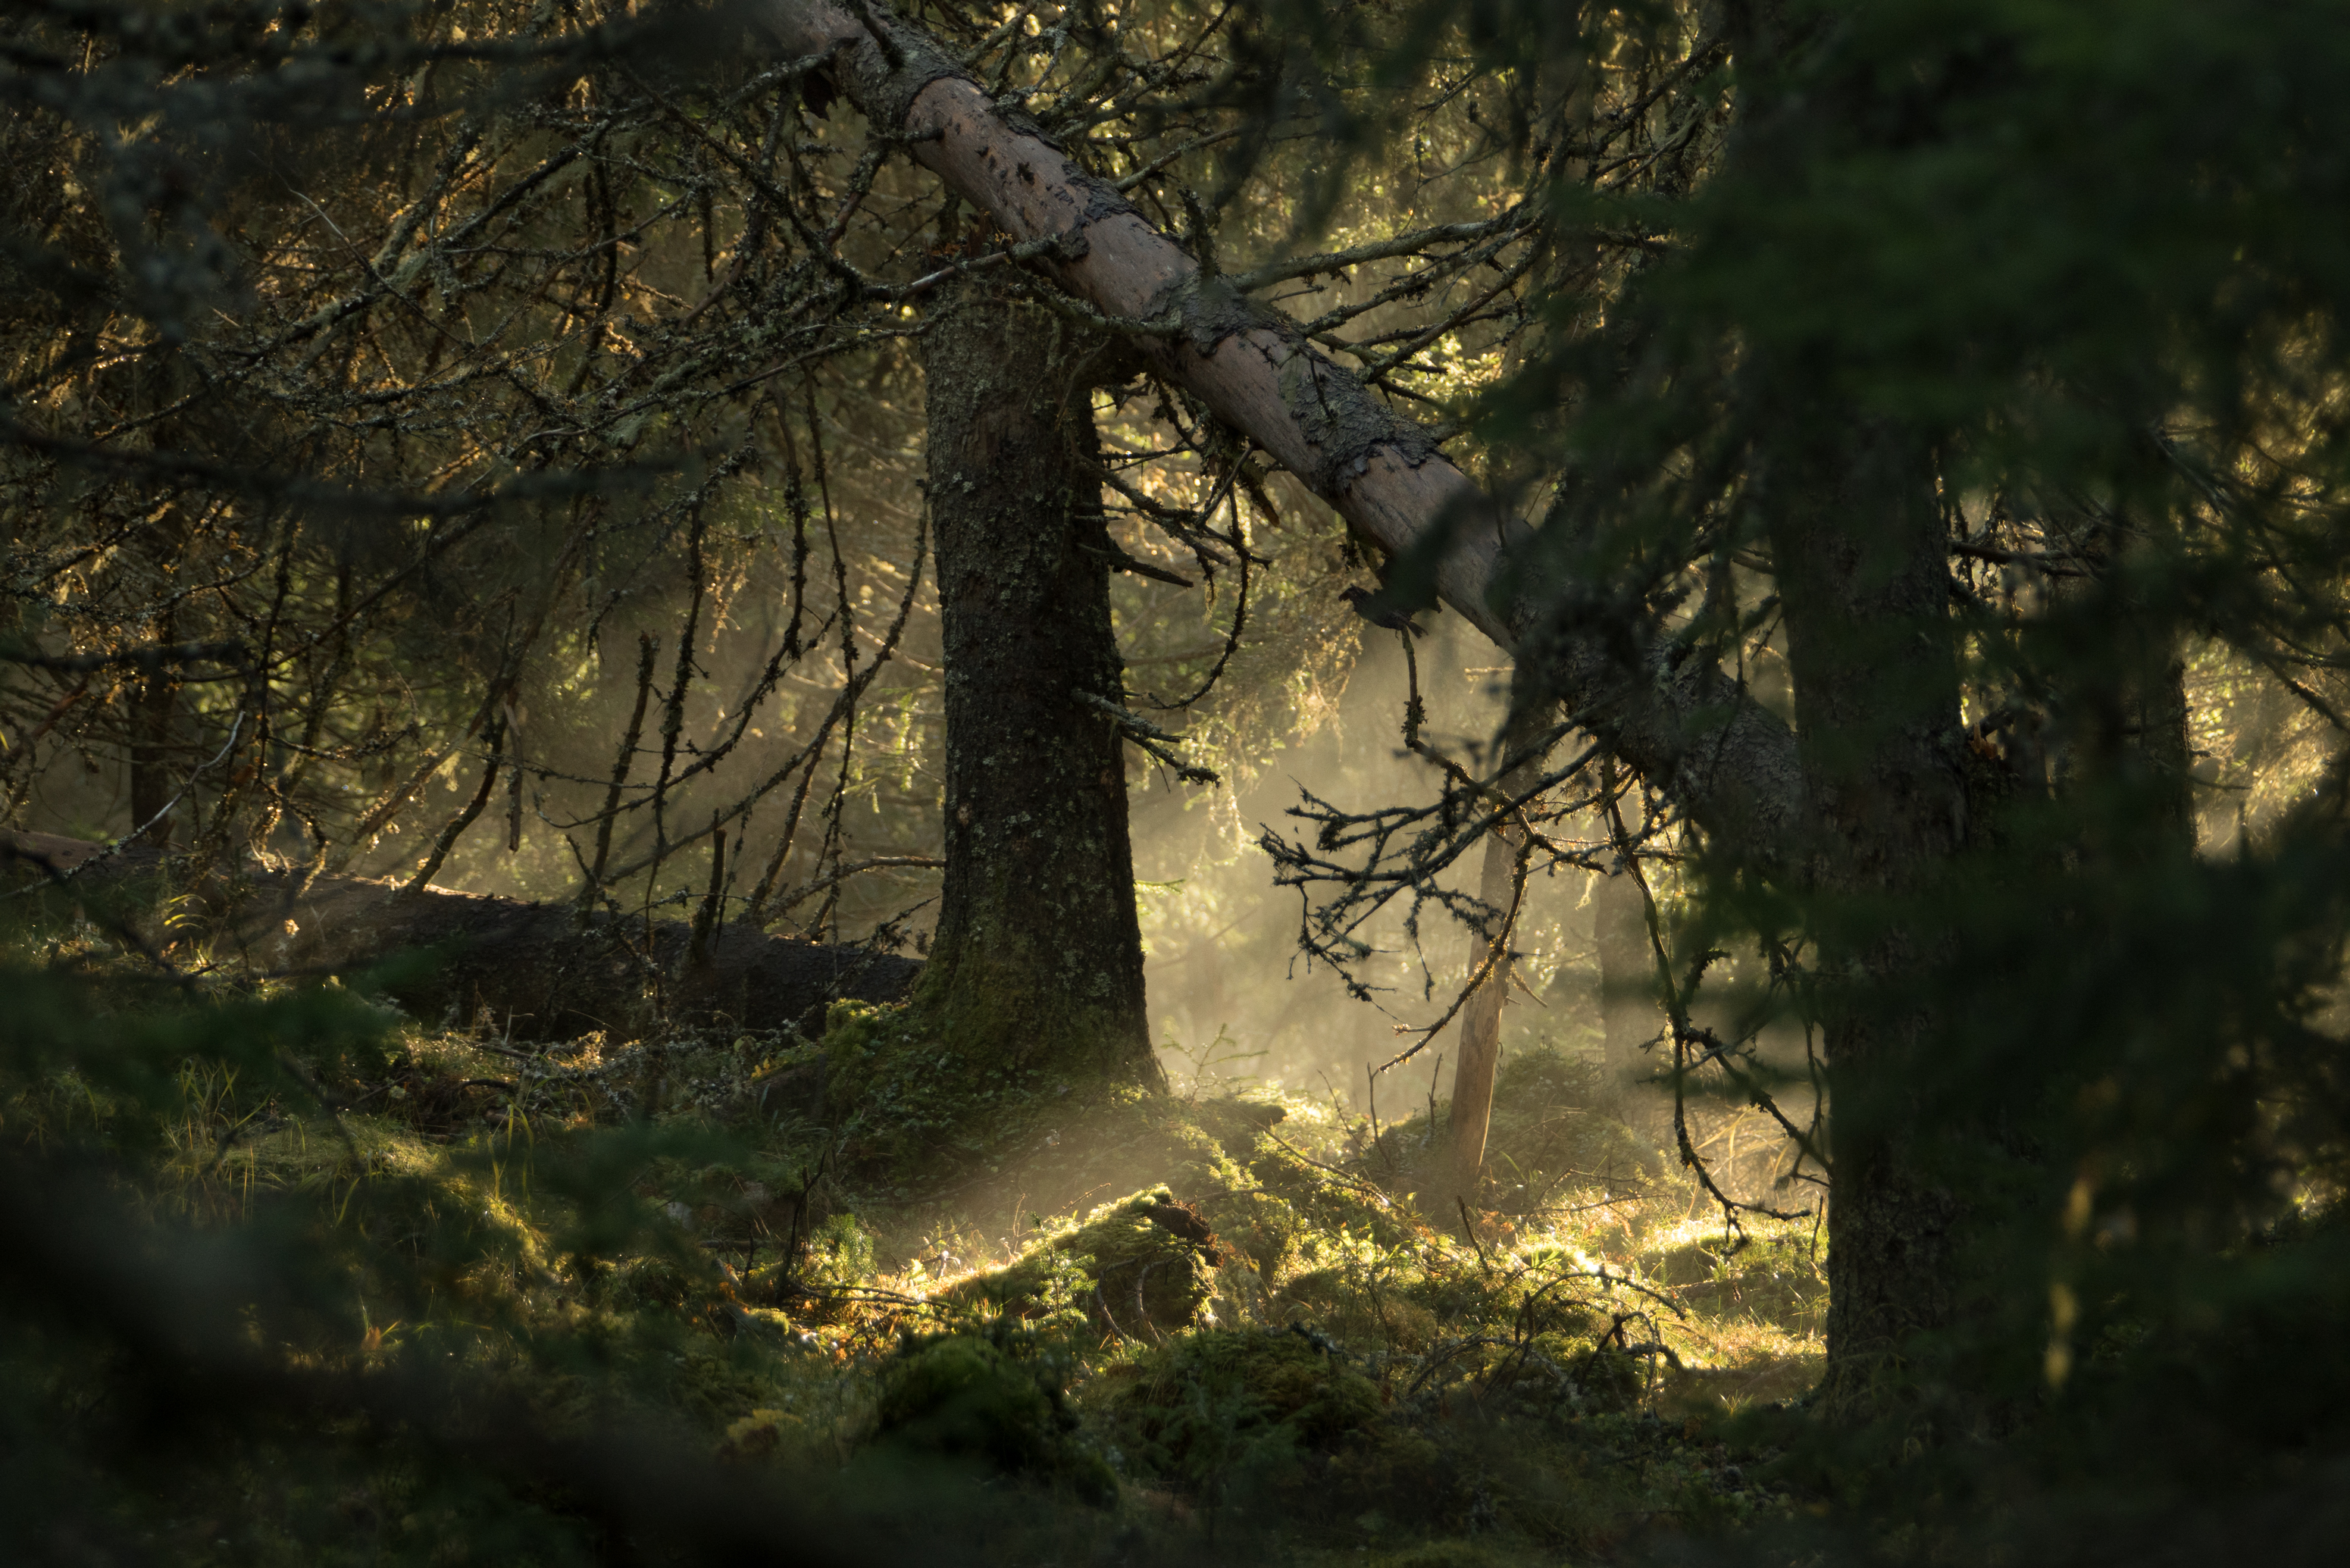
[2,831,919,1041]
[759,0,1806,862]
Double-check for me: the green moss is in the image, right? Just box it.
[1086,1327,1393,1510]
[1482,1047,1658,1184]
[1372,1045,1660,1216]
[906,921,1134,1071]
[940,1186,1222,1337]
[1242,1134,1424,1253]
[1274,1267,1441,1354]
[870,1327,1117,1504]
[987,1089,1239,1218]
[1192,1094,1289,1156]
[821,993,1136,1181]
[815,997,1257,1219]
[1363,1545,1525,1568]
[718,1406,807,1461]
[1216,1188,1305,1281]
[609,1253,696,1310]
[1639,1222,1826,1330]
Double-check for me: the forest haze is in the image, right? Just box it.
[5,2,2350,1564]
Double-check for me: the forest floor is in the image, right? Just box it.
[81,998,1832,1566]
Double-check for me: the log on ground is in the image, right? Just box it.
[2,831,920,1041]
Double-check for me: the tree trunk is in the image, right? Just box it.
[2054,518,2197,857]
[127,606,179,850]
[1593,849,1658,1122]
[1764,424,1970,1419]
[1440,666,1556,1206]
[757,0,1987,1411]
[912,291,1160,1088]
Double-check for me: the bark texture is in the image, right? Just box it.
[758,0,1806,864]
[2,831,918,1041]
[913,293,1159,1087]
[1764,428,1970,1416]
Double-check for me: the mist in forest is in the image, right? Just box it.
[1131,609,1583,1112]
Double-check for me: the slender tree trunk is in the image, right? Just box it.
[1593,850,1657,1119]
[2132,656,2192,847]
[914,291,1161,1088]
[126,502,188,849]
[127,606,178,849]
[2057,520,2196,856]
[1441,667,1555,1206]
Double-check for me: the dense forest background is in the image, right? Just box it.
[6,2,2350,1564]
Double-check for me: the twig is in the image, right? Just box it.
[1457,1197,1491,1272]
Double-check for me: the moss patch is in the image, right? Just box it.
[868,1325,1117,1504]
[939,1185,1224,1338]
[1087,1326,1392,1506]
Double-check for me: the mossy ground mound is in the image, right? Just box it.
[867,1324,1117,1504]
[1085,1326,1394,1509]
[1367,1044,1665,1222]
[938,1185,1225,1338]
[811,1000,1232,1206]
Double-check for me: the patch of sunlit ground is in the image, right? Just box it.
[1629,1209,1827,1414]
[1475,1195,1828,1417]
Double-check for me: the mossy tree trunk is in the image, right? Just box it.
[914,291,1162,1090]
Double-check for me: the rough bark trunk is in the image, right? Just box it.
[1440,666,1556,1205]
[912,291,1160,1088]
[2,831,918,1041]
[1764,427,1970,1418]
[758,0,1806,865]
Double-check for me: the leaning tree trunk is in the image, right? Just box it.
[758,0,1808,870]
[912,290,1161,1088]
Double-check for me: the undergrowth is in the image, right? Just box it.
[0,928,1828,1566]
